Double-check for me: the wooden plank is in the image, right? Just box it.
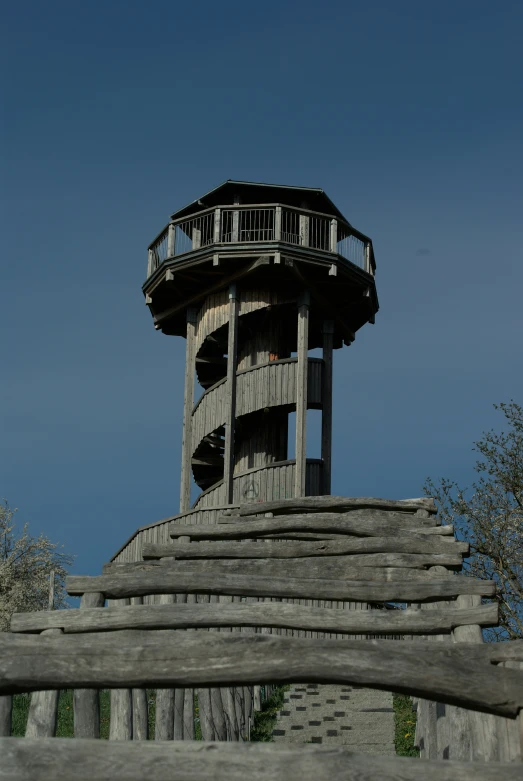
[144,536,468,559]
[65,570,492,602]
[217,508,438,526]
[179,308,198,512]
[73,592,104,738]
[2,633,523,717]
[9,601,499,636]
[170,512,444,538]
[239,495,437,516]
[4,738,522,781]
[102,551,464,574]
[25,629,62,737]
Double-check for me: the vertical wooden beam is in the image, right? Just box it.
[48,570,55,610]
[0,696,12,737]
[74,591,105,738]
[295,291,310,497]
[180,308,198,513]
[25,629,63,737]
[330,219,337,253]
[214,208,221,243]
[108,598,133,741]
[223,285,239,504]
[154,593,175,740]
[147,249,154,277]
[321,320,334,496]
[299,214,309,247]
[130,595,149,741]
[167,224,175,258]
[274,206,282,241]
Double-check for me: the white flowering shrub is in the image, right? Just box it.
[0,501,74,631]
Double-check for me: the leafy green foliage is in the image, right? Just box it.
[250,685,290,741]
[393,694,418,756]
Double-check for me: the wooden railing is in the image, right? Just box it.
[3,495,522,779]
[147,204,375,278]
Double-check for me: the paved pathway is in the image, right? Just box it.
[272,683,395,754]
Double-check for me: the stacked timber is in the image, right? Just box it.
[2,495,522,778]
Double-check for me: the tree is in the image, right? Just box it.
[0,500,75,631]
[424,401,523,641]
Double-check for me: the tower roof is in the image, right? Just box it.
[170,180,352,225]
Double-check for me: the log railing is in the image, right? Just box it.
[3,494,522,779]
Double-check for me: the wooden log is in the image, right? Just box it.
[453,594,500,762]
[170,511,442,538]
[3,737,523,781]
[240,527,453,540]
[8,601,499,636]
[130,597,148,741]
[73,591,104,738]
[102,552,464,575]
[239,495,438,516]
[3,632,523,716]
[223,286,239,504]
[294,291,310,497]
[0,696,12,737]
[65,571,492,603]
[180,309,198,513]
[108,599,132,741]
[196,689,214,740]
[155,592,176,740]
[143,537,468,561]
[25,628,62,737]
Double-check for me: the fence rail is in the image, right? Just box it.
[147,204,374,276]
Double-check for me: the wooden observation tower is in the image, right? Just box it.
[144,181,378,512]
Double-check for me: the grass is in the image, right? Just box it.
[250,685,290,741]
[393,694,418,757]
[11,690,199,739]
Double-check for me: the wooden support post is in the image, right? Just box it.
[299,214,309,247]
[167,223,175,257]
[192,225,201,250]
[330,218,337,253]
[365,241,373,275]
[147,249,154,277]
[25,628,62,737]
[48,570,55,610]
[321,320,334,495]
[0,696,12,737]
[108,598,132,741]
[74,591,105,738]
[154,593,176,741]
[274,206,282,241]
[130,596,149,741]
[223,285,239,504]
[232,210,239,242]
[214,208,221,243]
[180,308,198,513]
[295,291,310,497]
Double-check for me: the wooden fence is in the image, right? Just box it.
[1,495,522,779]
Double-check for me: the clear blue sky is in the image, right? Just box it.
[2,1,522,579]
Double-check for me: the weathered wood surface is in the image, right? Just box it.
[25,629,62,738]
[0,695,12,736]
[65,571,493,602]
[169,511,447,539]
[74,591,104,738]
[3,633,523,716]
[107,599,132,741]
[9,601,498,635]
[3,738,522,781]
[143,536,468,560]
[103,551,464,574]
[238,495,437,516]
